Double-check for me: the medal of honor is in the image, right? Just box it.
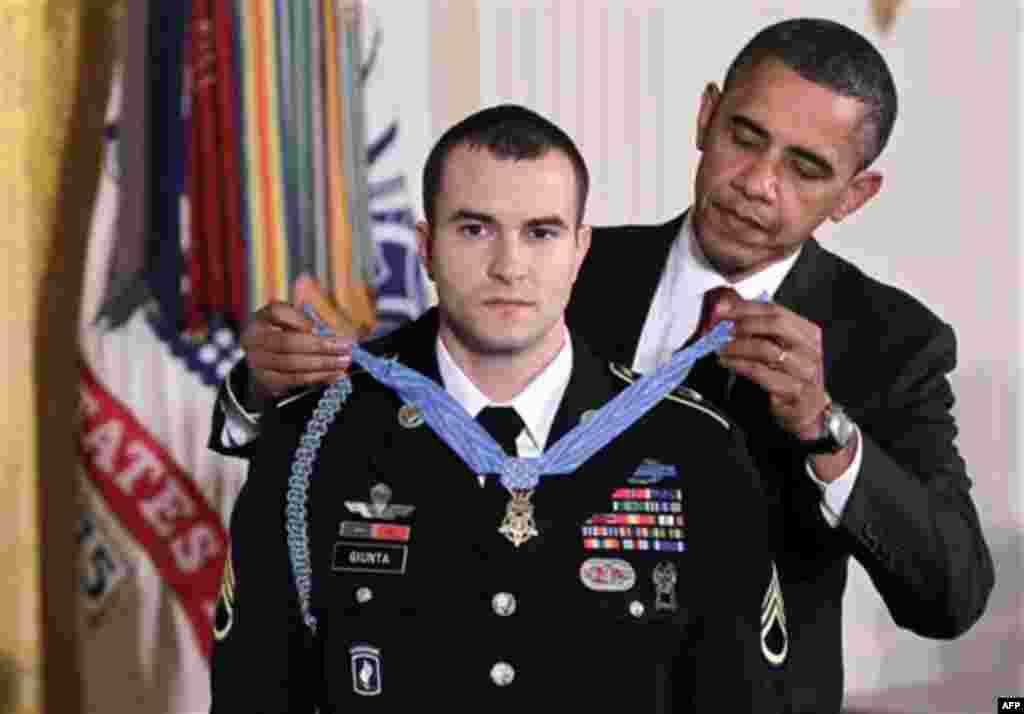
[498,488,539,547]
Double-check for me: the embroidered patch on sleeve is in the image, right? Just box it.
[213,549,236,642]
[761,561,788,666]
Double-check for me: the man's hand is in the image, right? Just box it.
[240,301,354,410]
[713,295,830,438]
[712,294,856,481]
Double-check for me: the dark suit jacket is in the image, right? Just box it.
[209,309,786,712]
[566,212,995,713]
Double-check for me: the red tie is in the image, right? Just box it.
[683,286,739,349]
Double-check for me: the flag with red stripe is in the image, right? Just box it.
[77,3,428,712]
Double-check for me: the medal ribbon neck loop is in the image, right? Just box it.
[286,306,735,632]
[343,324,733,489]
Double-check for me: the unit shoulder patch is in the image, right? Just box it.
[607,362,732,430]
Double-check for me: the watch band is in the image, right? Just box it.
[795,401,854,455]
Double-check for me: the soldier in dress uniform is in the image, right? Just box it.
[209,105,786,712]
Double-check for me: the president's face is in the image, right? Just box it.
[417,144,591,360]
[693,58,882,279]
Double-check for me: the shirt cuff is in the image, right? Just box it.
[219,365,262,449]
[804,424,863,528]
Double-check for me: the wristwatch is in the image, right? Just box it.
[796,400,855,455]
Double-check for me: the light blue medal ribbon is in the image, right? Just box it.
[346,323,734,488]
[288,307,737,631]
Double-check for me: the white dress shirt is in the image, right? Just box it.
[631,210,860,527]
[632,212,801,374]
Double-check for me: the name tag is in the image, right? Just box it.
[332,541,408,575]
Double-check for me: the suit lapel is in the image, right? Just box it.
[774,238,836,322]
[620,214,685,362]
[774,238,847,380]
[578,213,685,364]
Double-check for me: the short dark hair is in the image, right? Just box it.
[421,104,590,227]
[723,18,898,171]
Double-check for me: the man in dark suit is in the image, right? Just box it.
[566,18,994,714]
[213,19,994,713]
[209,105,786,712]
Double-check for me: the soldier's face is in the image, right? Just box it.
[417,144,590,360]
[693,58,882,279]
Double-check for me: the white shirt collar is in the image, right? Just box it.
[679,209,802,300]
[631,210,806,374]
[436,330,573,451]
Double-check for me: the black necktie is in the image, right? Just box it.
[475,406,525,457]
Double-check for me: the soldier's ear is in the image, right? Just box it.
[570,225,592,285]
[415,221,435,280]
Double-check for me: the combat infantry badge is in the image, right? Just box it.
[499,489,539,547]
